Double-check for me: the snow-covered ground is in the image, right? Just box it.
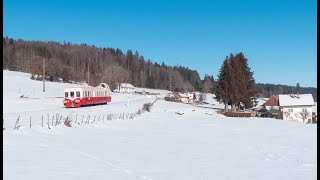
[3,70,317,180]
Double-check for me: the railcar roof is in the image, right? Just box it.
[64,86,108,91]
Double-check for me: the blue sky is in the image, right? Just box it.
[4,0,317,87]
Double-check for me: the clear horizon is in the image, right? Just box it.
[4,0,317,88]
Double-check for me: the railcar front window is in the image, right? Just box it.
[76,91,80,97]
[70,92,74,98]
[65,92,68,98]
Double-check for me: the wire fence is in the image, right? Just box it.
[4,98,159,131]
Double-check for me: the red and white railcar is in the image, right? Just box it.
[63,83,111,108]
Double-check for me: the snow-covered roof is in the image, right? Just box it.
[178,93,194,99]
[278,94,314,107]
[120,83,134,88]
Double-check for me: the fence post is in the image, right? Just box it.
[30,116,32,129]
[86,115,90,124]
[81,115,84,124]
[55,113,58,126]
[14,115,20,130]
[47,116,50,129]
[42,115,44,128]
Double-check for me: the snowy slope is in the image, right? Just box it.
[3,70,317,180]
[3,70,157,128]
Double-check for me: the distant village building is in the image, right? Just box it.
[171,92,195,104]
[114,83,135,93]
[279,94,314,123]
[262,95,279,110]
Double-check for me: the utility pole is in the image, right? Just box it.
[184,73,187,94]
[43,58,45,92]
[169,70,172,92]
[87,65,89,86]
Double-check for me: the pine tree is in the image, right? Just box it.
[215,56,233,112]
[216,53,256,112]
[235,52,256,109]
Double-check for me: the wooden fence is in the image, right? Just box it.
[224,112,252,118]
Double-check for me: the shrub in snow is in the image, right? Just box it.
[143,103,152,112]
[137,109,142,115]
[64,117,72,127]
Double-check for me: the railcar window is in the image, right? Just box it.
[70,92,74,98]
[65,92,68,98]
[76,91,80,97]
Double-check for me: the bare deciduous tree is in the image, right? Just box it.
[300,111,311,123]
[283,111,290,120]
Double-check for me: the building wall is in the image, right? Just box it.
[266,106,279,110]
[281,106,313,123]
[179,97,194,104]
[181,97,189,104]
[116,85,134,93]
[120,87,134,93]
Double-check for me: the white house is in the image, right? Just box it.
[279,94,315,123]
[114,83,135,93]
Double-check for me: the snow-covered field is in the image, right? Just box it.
[3,70,317,180]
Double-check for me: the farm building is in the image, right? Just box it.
[279,94,315,123]
[170,92,195,104]
[262,95,279,110]
[114,83,135,93]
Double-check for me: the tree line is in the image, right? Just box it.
[3,37,214,93]
[3,37,316,106]
[255,83,317,100]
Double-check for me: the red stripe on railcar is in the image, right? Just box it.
[64,96,111,108]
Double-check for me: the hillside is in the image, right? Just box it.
[3,37,212,93]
